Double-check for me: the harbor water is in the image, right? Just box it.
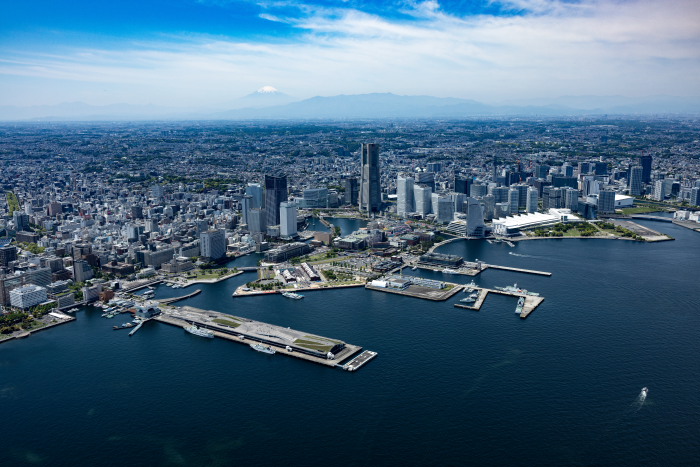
[1,219,699,466]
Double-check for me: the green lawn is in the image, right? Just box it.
[620,206,665,215]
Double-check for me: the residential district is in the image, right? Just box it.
[1,118,699,341]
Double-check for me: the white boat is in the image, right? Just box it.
[281,291,304,300]
[441,268,459,274]
[184,324,214,338]
[250,343,276,354]
[515,296,525,314]
[641,387,649,397]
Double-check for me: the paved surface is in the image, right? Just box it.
[365,283,463,301]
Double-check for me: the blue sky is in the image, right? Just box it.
[1,0,699,107]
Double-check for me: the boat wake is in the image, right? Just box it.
[631,387,649,411]
[508,252,537,258]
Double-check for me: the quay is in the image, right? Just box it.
[232,282,365,297]
[0,311,76,345]
[341,350,377,371]
[154,306,371,370]
[481,264,552,276]
[365,282,463,301]
[454,287,545,319]
[157,289,202,304]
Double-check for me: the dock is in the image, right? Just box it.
[340,350,377,371]
[157,289,202,304]
[153,306,372,370]
[454,287,545,319]
[482,264,552,276]
[365,282,463,301]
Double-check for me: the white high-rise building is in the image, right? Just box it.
[466,197,486,237]
[526,187,539,213]
[280,202,297,238]
[508,188,520,214]
[396,175,415,217]
[10,284,48,310]
[245,183,263,209]
[414,185,432,217]
[200,229,226,261]
[653,180,666,201]
[629,166,644,196]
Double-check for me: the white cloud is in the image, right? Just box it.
[0,0,698,106]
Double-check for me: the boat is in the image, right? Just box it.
[515,296,525,314]
[184,324,214,338]
[281,291,304,300]
[441,268,459,274]
[495,283,540,297]
[641,387,649,397]
[460,296,476,304]
[113,322,136,330]
[250,343,276,354]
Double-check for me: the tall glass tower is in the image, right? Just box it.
[359,143,381,213]
[265,174,288,227]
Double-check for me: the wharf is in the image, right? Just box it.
[232,282,365,297]
[0,312,76,345]
[340,350,378,371]
[154,306,366,369]
[365,282,463,301]
[157,289,202,304]
[482,264,552,276]
[454,287,545,319]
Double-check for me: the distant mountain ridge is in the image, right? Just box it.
[1,93,698,121]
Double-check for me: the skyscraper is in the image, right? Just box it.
[359,143,381,213]
[454,176,471,195]
[280,202,297,238]
[629,166,644,196]
[639,154,652,184]
[200,229,227,261]
[413,184,432,217]
[598,190,616,214]
[466,197,486,237]
[344,177,359,206]
[396,174,415,217]
[265,174,288,227]
[526,187,539,213]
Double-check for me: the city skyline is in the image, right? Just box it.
[1,0,699,109]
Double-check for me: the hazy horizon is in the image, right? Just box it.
[2,0,699,109]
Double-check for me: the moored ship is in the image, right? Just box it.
[184,324,214,338]
[250,343,276,354]
[281,291,304,300]
[515,296,525,314]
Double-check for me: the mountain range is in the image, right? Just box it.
[1,93,698,121]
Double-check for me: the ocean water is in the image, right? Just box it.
[1,220,699,466]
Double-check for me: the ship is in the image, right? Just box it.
[495,283,540,297]
[515,296,525,314]
[250,343,276,354]
[641,387,649,398]
[113,322,135,330]
[442,268,459,274]
[460,296,477,304]
[184,324,214,338]
[281,291,304,300]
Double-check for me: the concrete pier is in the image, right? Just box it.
[341,350,377,371]
[154,306,366,369]
[365,282,463,301]
[481,264,552,276]
[454,287,545,319]
[157,289,202,304]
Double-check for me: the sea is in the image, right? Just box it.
[1,217,699,466]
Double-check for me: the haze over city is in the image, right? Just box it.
[2,0,700,114]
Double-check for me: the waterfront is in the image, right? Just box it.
[1,220,699,466]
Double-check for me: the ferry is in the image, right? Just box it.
[515,296,525,314]
[184,324,214,338]
[281,291,304,300]
[250,343,276,354]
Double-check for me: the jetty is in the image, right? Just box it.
[454,286,545,319]
[341,350,377,371]
[481,264,552,276]
[365,281,463,301]
[157,289,202,304]
[154,306,374,370]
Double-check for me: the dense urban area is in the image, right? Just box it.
[1,118,699,339]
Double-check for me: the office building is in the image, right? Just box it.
[639,155,652,183]
[396,175,415,217]
[359,143,381,213]
[526,187,539,213]
[265,174,288,227]
[629,166,644,196]
[280,202,297,238]
[0,246,17,268]
[598,190,616,214]
[454,176,471,195]
[200,229,227,261]
[414,185,432,217]
[10,284,48,310]
[344,177,359,206]
[466,197,486,237]
[73,259,94,283]
[246,183,263,209]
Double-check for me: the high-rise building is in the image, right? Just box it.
[396,175,415,217]
[689,187,700,206]
[426,162,442,173]
[10,284,48,310]
[302,188,328,209]
[415,171,435,191]
[469,183,487,199]
[245,183,263,209]
[653,180,666,201]
[526,187,539,213]
[435,196,454,224]
[0,246,17,268]
[241,195,253,225]
[247,208,266,234]
[598,190,616,214]
[507,188,519,214]
[344,177,359,206]
[359,143,381,213]
[639,155,652,184]
[466,197,486,237]
[629,166,644,196]
[73,260,94,283]
[280,202,297,238]
[454,176,471,195]
[265,174,288,226]
[564,188,580,211]
[13,211,30,232]
[413,185,432,217]
[200,229,226,261]
[491,186,509,204]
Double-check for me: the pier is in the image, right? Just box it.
[157,289,202,304]
[365,282,463,301]
[154,306,373,370]
[341,350,377,371]
[454,287,545,319]
[481,264,552,276]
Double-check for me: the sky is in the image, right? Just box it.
[1,0,699,108]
